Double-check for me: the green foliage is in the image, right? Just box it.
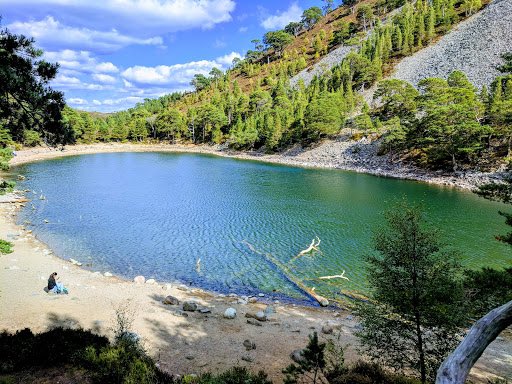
[0,239,13,255]
[22,130,41,147]
[0,26,70,145]
[283,332,328,384]
[0,180,15,195]
[463,267,512,319]
[302,7,323,30]
[327,361,421,384]
[356,201,467,383]
[304,92,345,139]
[0,148,13,171]
[263,31,294,58]
[0,327,109,373]
[194,366,271,384]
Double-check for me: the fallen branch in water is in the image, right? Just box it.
[319,270,349,281]
[242,240,329,307]
[290,237,321,263]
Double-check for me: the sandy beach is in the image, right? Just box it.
[1,143,511,382]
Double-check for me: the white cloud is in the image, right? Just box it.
[7,16,162,52]
[54,74,81,85]
[5,0,236,52]
[68,98,88,105]
[95,62,119,73]
[92,73,117,84]
[261,3,302,30]
[121,52,242,85]
[239,26,248,33]
[216,52,243,66]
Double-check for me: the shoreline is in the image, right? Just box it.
[2,143,511,382]
[7,141,504,190]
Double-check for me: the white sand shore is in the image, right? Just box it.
[1,143,510,382]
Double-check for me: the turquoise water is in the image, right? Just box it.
[13,152,512,304]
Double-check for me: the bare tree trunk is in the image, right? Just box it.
[436,300,512,384]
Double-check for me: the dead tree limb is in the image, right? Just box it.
[319,271,349,281]
[290,237,321,263]
[436,300,512,384]
[243,240,329,306]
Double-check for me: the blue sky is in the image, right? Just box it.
[1,0,323,112]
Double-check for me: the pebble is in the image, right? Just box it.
[241,355,254,362]
[104,272,113,277]
[163,295,180,305]
[237,298,248,305]
[133,275,145,284]
[243,339,256,350]
[247,319,262,326]
[146,278,156,285]
[183,301,198,312]
[223,308,237,319]
[248,297,258,303]
[258,293,265,297]
[255,311,267,322]
[322,320,343,335]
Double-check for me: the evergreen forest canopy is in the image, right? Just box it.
[2,0,511,171]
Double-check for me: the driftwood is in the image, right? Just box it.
[243,240,329,306]
[290,237,321,263]
[319,270,349,281]
[436,300,512,384]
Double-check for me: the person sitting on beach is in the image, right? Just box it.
[47,272,68,294]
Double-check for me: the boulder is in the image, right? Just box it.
[163,295,180,305]
[224,308,237,319]
[290,349,305,363]
[133,275,145,284]
[146,278,156,285]
[321,320,343,334]
[183,301,198,312]
[248,297,258,304]
[255,311,267,322]
[243,339,256,350]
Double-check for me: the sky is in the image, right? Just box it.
[1,0,323,112]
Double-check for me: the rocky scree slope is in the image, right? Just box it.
[391,0,512,88]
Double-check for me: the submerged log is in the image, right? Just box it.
[436,300,512,384]
[243,241,329,307]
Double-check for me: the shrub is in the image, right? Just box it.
[23,130,41,147]
[195,366,271,384]
[0,327,109,373]
[0,239,13,255]
[0,180,15,195]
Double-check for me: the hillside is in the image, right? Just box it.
[391,0,512,88]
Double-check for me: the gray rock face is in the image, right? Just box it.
[183,301,198,312]
[224,307,237,319]
[163,295,180,305]
[392,0,512,89]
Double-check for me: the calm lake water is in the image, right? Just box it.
[13,152,512,304]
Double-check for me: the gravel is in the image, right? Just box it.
[392,0,512,88]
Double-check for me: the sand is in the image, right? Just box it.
[1,144,511,382]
